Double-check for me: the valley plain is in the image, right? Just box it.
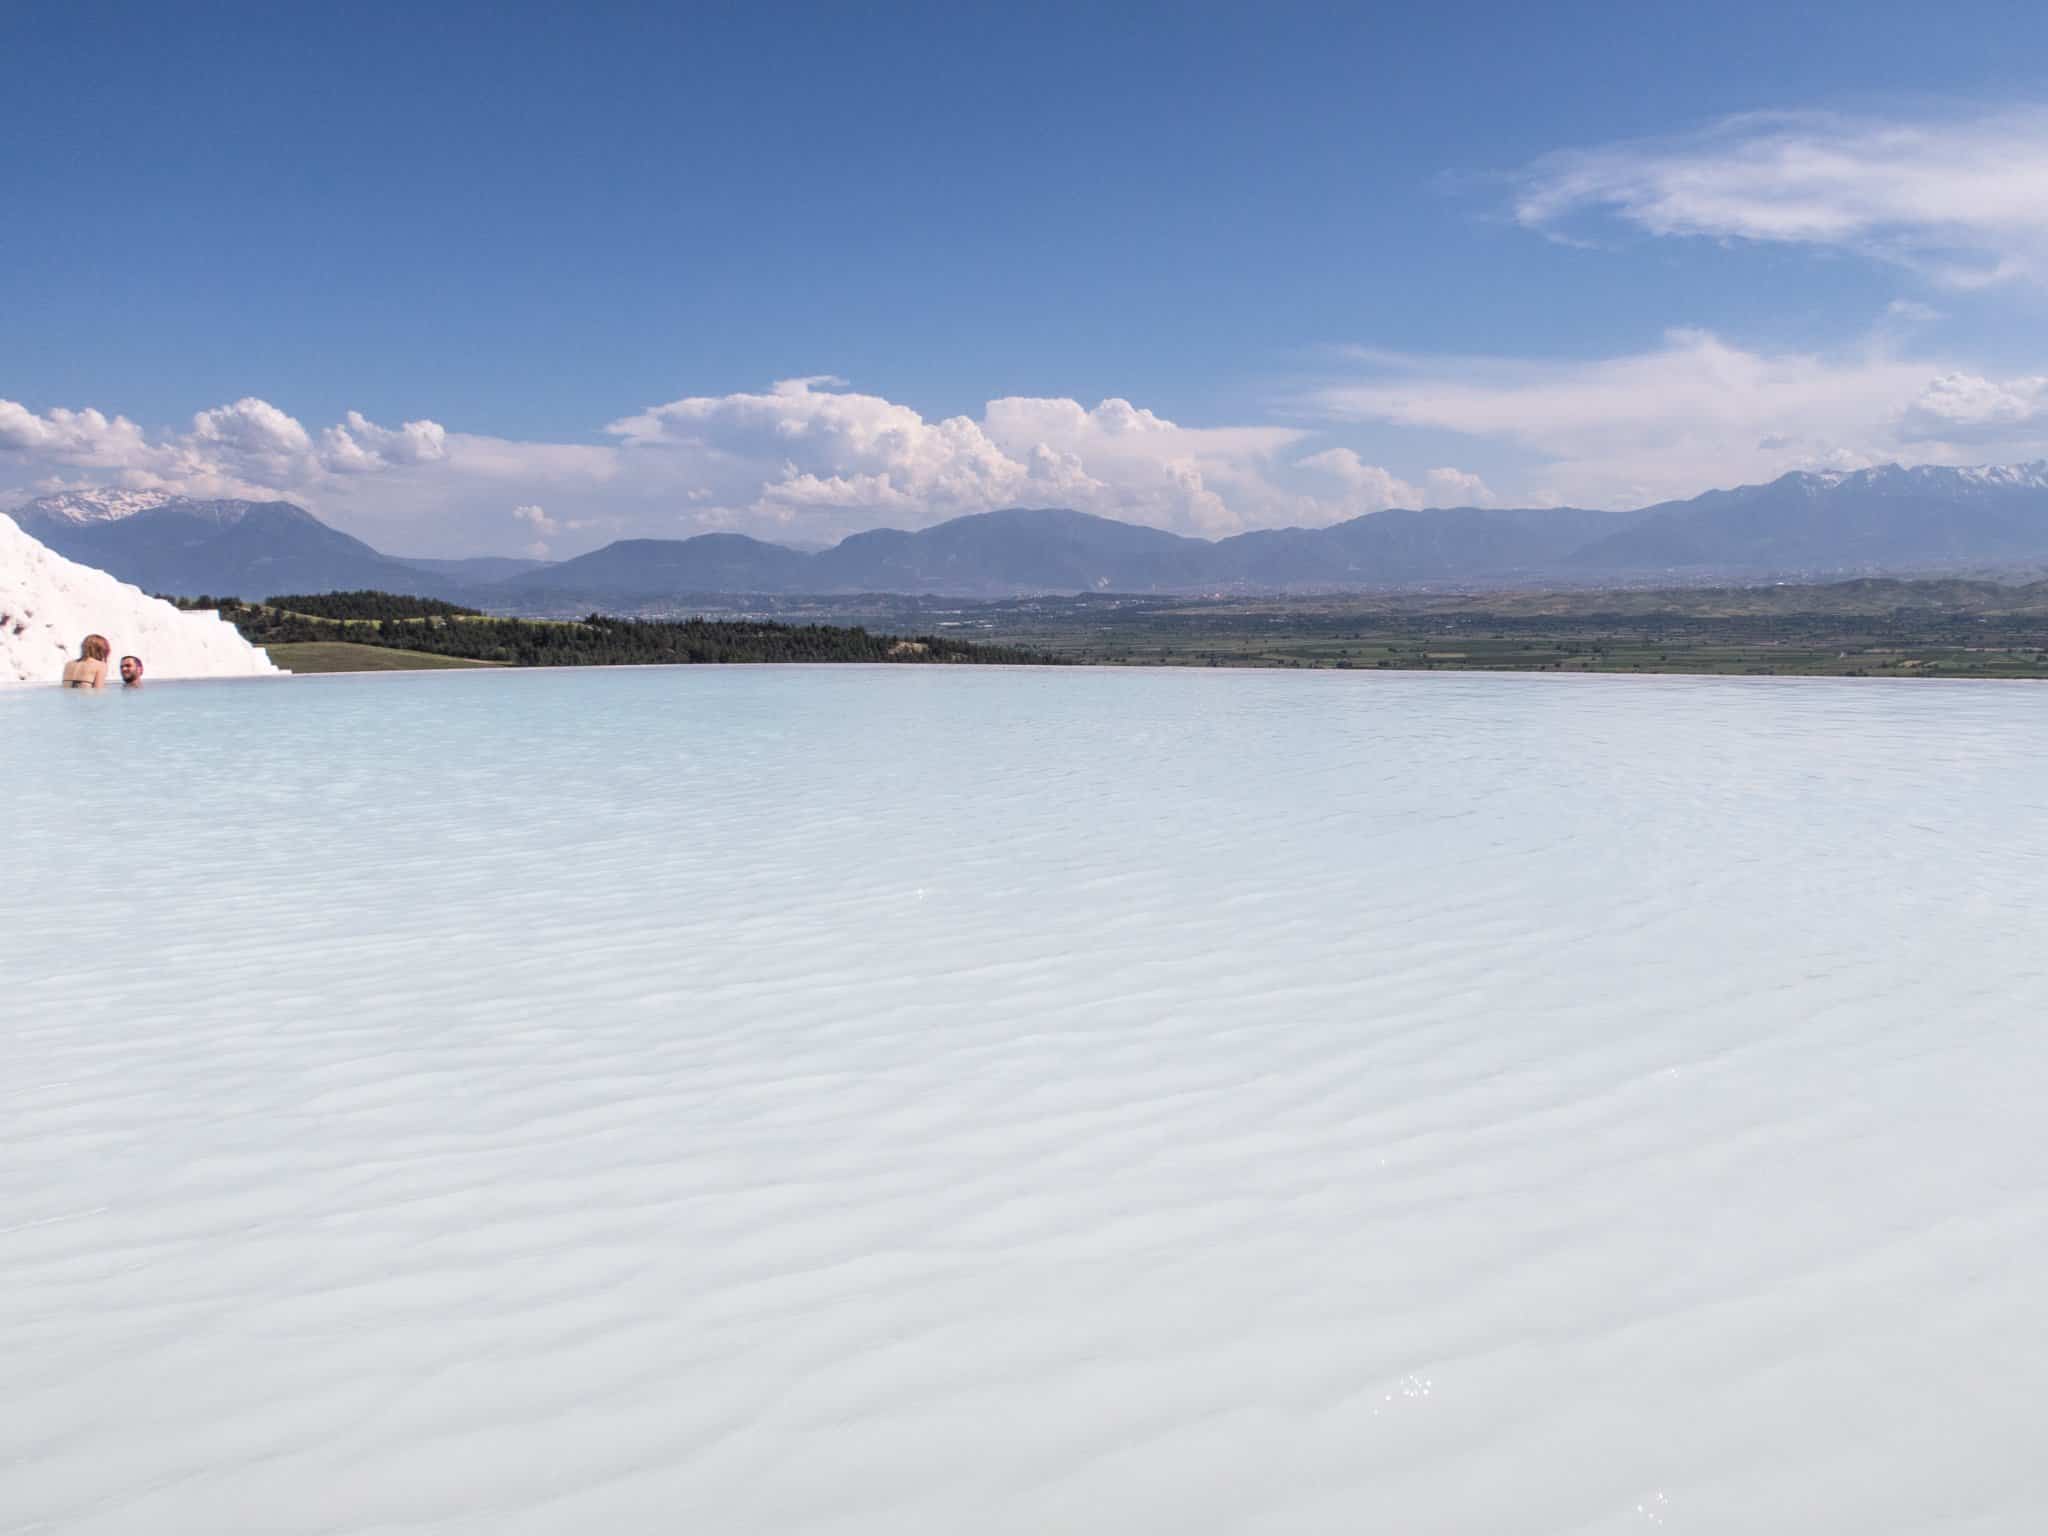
[276,583,2048,680]
[960,588,2048,679]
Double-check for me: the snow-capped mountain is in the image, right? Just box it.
[1951,460,2048,491]
[14,487,180,524]
[1562,460,2048,574]
[1788,461,2048,497]
[14,489,258,533]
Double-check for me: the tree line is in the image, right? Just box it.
[263,591,486,620]
[167,594,1052,667]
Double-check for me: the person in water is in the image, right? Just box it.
[119,654,144,687]
[62,634,110,689]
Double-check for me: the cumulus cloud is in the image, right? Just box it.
[1312,328,2048,507]
[981,395,1306,533]
[506,501,601,556]
[1425,467,1496,507]
[0,402,153,465]
[1297,448,1421,511]
[0,381,1371,552]
[510,504,556,557]
[609,377,1024,518]
[23,355,2042,557]
[190,397,311,458]
[322,411,449,472]
[0,395,465,508]
[1290,452,1499,516]
[1514,108,2048,288]
[602,378,1311,534]
[0,392,631,540]
[1901,372,2048,441]
[612,378,1050,524]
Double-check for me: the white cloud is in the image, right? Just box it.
[1425,467,1496,507]
[322,411,449,472]
[1313,328,2048,507]
[1515,108,2048,288]
[981,395,1307,533]
[609,377,1024,517]
[22,353,2042,557]
[505,501,601,556]
[1901,372,2048,441]
[0,395,467,507]
[0,395,429,517]
[1291,452,1498,516]
[608,378,1043,534]
[0,402,153,465]
[601,378,1334,535]
[190,397,311,458]
[601,379,1312,535]
[1296,448,1421,511]
[511,503,560,558]
[0,381,1367,552]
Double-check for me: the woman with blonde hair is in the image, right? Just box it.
[62,634,110,689]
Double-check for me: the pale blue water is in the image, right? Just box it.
[4,666,2046,1533]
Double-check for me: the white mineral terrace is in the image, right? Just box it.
[0,512,280,685]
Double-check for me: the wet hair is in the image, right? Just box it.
[120,655,142,670]
[81,634,110,662]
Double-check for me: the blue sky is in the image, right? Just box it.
[7,0,2048,554]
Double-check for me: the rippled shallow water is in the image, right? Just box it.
[4,665,2046,1534]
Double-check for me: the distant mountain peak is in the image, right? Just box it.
[1954,459,2048,489]
[19,459,2048,600]
[1776,460,2048,496]
[14,489,271,532]
[17,486,179,524]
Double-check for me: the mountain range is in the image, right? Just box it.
[13,461,2048,602]
[11,490,546,598]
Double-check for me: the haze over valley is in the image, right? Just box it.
[19,460,2048,605]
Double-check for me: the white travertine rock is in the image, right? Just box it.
[0,513,282,685]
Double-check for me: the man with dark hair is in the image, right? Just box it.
[119,654,144,687]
